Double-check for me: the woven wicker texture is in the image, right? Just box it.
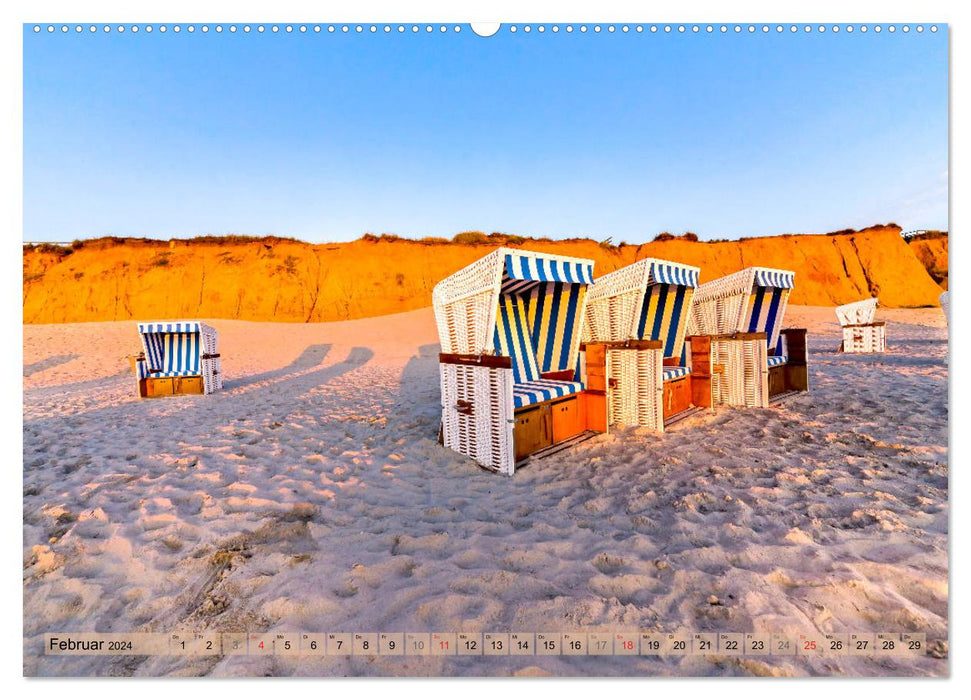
[835,298,879,326]
[439,362,515,475]
[841,325,887,353]
[710,337,769,408]
[605,346,663,431]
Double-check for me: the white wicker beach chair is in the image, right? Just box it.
[133,321,222,397]
[582,258,707,430]
[687,267,807,407]
[940,291,949,324]
[835,298,886,353]
[433,248,598,475]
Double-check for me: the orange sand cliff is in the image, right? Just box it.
[23,225,946,324]
[906,232,948,290]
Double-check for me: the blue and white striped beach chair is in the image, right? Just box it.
[134,321,222,397]
[687,267,808,407]
[433,248,598,475]
[583,258,706,430]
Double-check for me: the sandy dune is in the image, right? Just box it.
[22,306,948,677]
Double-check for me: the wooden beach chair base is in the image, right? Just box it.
[838,322,887,354]
[138,375,206,398]
[513,392,591,462]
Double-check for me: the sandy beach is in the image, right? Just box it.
[22,305,949,677]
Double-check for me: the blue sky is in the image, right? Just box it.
[23,24,948,243]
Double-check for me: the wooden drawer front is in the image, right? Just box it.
[145,377,175,397]
[551,397,583,443]
[514,404,552,461]
[663,376,692,419]
[768,365,786,397]
[175,376,205,395]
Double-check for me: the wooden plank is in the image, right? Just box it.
[584,344,606,367]
[542,370,576,381]
[586,374,606,392]
[439,353,512,369]
[582,391,607,433]
[780,328,808,365]
[691,375,712,408]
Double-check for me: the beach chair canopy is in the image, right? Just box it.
[433,248,595,408]
[585,258,700,362]
[835,298,878,326]
[137,321,219,379]
[688,267,795,356]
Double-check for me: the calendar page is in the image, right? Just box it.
[21,10,949,679]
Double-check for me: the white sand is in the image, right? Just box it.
[22,306,949,677]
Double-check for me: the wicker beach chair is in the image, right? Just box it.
[940,292,949,324]
[582,258,708,431]
[433,248,600,475]
[687,267,807,407]
[836,298,886,353]
[132,321,222,397]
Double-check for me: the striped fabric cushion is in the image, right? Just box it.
[746,286,788,351]
[766,355,788,368]
[662,366,691,382]
[636,283,693,360]
[525,282,586,374]
[513,380,584,409]
[494,294,541,385]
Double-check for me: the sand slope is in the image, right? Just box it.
[23,306,948,676]
[23,225,945,324]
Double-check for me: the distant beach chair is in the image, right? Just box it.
[582,258,710,431]
[687,267,808,407]
[836,298,886,353]
[433,248,601,475]
[132,321,222,397]
[940,292,949,324]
